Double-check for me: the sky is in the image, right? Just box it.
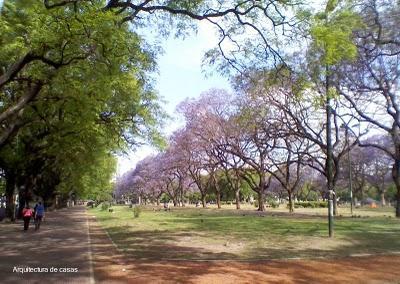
[116,22,231,176]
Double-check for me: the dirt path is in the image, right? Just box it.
[89,215,400,284]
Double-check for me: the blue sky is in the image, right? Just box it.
[117,22,231,175]
[157,22,231,125]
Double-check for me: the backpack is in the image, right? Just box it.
[23,209,32,217]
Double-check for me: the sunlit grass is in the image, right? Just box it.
[90,205,400,260]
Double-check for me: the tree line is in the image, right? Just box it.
[115,89,395,212]
[0,0,399,220]
[0,1,164,219]
[0,0,298,219]
[116,0,400,217]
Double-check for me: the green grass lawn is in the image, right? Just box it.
[90,205,400,260]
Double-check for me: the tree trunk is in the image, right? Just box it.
[360,186,364,202]
[325,71,335,238]
[396,190,400,218]
[392,158,400,217]
[5,171,16,221]
[16,175,34,219]
[54,194,60,209]
[216,191,221,209]
[288,192,294,213]
[235,189,241,210]
[257,191,265,211]
[180,187,184,207]
[212,174,221,209]
[201,193,206,208]
[380,192,386,206]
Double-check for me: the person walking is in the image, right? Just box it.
[33,199,39,216]
[22,205,33,231]
[34,201,45,230]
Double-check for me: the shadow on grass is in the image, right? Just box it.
[92,223,400,283]
[102,213,400,261]
[105,226,238,260]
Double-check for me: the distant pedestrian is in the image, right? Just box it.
[22,205,33,231]
[164,202,170,211]
[33,199,39,215]
[34,202,45,230]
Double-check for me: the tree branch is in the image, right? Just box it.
[0,82,43,124]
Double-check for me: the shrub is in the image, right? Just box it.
[98,202,110,211]
[292,201,328,208]
[267,198,279,208]
[318,201,328,208]
[270,201,279,208]
[133,206,142,218]
[160,193,170,203]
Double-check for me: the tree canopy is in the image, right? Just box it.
[0,0,165,216]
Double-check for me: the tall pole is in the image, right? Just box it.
[347,134,353,216]
[326,71,334,238]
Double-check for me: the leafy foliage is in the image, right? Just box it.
[0,0,165,207]
[311,9,362,66]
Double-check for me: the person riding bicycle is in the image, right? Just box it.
[34,201,45,230]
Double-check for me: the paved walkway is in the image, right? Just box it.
[0,206,94,283]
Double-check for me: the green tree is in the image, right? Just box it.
[0,0,164,219]
[308,0,362,236]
